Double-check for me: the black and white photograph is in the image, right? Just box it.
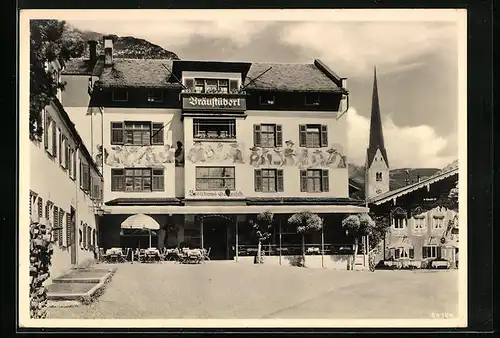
[19,9,467,328]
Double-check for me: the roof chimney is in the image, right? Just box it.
[88,40,98,63]
[103,35,114,66]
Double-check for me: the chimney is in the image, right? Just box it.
[103,35,114,65]
[88,40,98,63]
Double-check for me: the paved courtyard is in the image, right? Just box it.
[47,262,459,319]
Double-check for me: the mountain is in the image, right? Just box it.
[63,23,179,60]
[348,164,440,191]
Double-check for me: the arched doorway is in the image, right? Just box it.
[121,214,160,249]
[199,214,235,260]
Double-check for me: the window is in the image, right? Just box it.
[300,169,329,192]
[255,169,284,192]
[82,223,87,249]
[58,128,62,165]
[393,247,414,259]
[147,90,163,102]
[422,246,441,259]
[110,121,164,145]
[45,115,57,157]
[414,217,426,229]
[110,168,164,192]
[253,124,282,147]
[192,78,230,94]
[393,216,406,229]
[433,216,445,230]
[195,167,235,191]
[305,94,320,106]
[193,119,236,140]
[112,89,128,102]
[60,135,69,170]
[68,148,75,179]
[259,93,275,105]
[376,172,383,181]
[299,124,328,148]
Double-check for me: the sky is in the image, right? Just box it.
[68,18,459,169]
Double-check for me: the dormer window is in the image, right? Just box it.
[259,93,275,105]
[147,90,163,103]
[112,89,128,102]
[305,93,320,106]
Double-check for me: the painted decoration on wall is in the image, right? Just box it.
[248,141,347,169]
[104,143,183,168]
[95,144,108,168]
[187,141,245,164]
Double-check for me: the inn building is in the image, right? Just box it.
[61,36,368,264]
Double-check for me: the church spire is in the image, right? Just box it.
[366,66,389,167]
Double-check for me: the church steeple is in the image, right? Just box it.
[367,66,389,168]
[365,66,390,199]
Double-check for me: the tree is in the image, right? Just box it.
[288,212,323,267]
[30,20,85,140]
[448,180,459,212]
[342,213,375,270]
[249,211,274,264]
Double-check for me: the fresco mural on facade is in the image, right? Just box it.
[187,141,245,164]
[248,141,347,168]
[104,143,185,168]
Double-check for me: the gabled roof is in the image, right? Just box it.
[96,59,182,89]
[367,160,458,205]
[244,62,345,93]
[61,56,105,76]
[366,67,389,167]
[90,57,346,92]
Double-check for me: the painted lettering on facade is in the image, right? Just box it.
[187,190,244,198]
[183,95,245,110]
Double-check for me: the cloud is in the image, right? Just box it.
[281,22,456,76]
[347,107,456,169]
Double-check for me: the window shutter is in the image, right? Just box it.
[422,247,427,259]
[320,125,328,147]
[87,227,92,249]
[300,170,307,192]
[321,169,329,192]
[86,164,91,191]
[395,248,400,259]
[277,169,284,192]
[151,123,164,145]
[52,121,57,156]
[83,224,87,249]
[59,209,64,246]
[437,246,442,259]
[184,78,194,89]
[409,248,414,259]
[66,213,71,246]
[44,112,49,149]
[80,161,83,188]
[299,125,307,147]
[253,124,261,146]
[53,206,59,243]
[276,125,283,147]
[65,142,70,169]
[229,79,239,92]
[37,198,43,218]
[152,169,164,191]
[111,122,124,145]
[254,169,262,192]
[58,129,62,164]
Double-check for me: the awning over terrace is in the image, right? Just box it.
[102,204,369,215]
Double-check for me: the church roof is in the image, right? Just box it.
[366,67,389,167]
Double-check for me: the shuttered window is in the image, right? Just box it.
[253,124,282,147]
[58,128,63,164]
[300,169,329,192]
[151,123,164,145]
[254,169,284,192]
[111,169,124,191]
[52,121,57,157]
[111,121,164,145]
[409,248,415,259]
[152,169,164,191]
[53,206,59,244]
[37,197,43,218]
[80,162,90,191]
[58,209,64,246]
[111,168,164,192]
[299,124,328,148]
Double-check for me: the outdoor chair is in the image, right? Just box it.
[117,248,129,263]
[202,247,211,262]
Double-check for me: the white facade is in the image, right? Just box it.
[30,99,103,282]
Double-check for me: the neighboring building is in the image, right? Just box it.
[362,67,459,268]
[61,36,368,262]
[367,161,459,267]
[30,57,103,281]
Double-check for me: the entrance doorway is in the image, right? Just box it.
[202,215,232,260]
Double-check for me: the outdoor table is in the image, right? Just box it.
[431,260,450,269]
